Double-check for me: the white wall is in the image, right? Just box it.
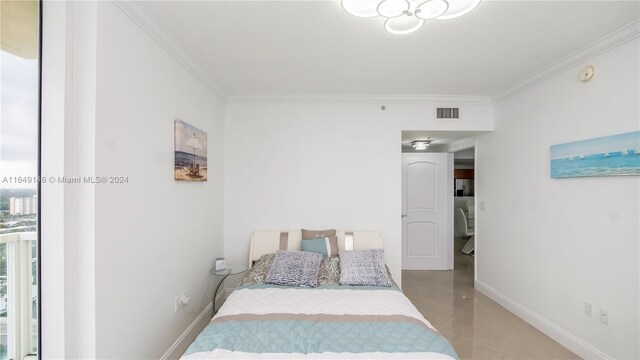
[476,38,639,359]
[224,98,493,284]
[41,2,225,358]
[95,3,225,358]
[454,148,475,160]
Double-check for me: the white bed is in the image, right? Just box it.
[181,230,458,360]
[248,230,384,265]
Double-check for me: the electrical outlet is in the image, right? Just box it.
[599,308,609,326]
[181,291,191,306]
[584,302,593,318]
[174,291,191,312]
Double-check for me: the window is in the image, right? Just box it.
[0,1,41,359]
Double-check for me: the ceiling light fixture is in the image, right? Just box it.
[411,139,432,150]
[341,0,481,35]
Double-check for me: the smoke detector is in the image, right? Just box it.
[579,66,595,82]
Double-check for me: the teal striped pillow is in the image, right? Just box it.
[301,237,338,257]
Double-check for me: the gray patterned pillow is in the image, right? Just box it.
[317,256,341,286]
[266,250,323,287]
[240,253,397,287]
[385,264,398,288]
[240,253,276,286]
[339,249,392,287]
[242,254,339,286]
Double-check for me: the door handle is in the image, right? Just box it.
[401,214,408,218]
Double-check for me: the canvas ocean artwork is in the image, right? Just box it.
[550,131,640,178]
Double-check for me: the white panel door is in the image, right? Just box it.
[402,153,451,270]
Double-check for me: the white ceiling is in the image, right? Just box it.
[141,1,639,96]
[401,130,486,152]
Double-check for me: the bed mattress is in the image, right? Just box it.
[182,284,458,359]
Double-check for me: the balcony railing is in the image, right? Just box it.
[0,231,37,360]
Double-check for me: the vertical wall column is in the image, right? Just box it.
[41,1,98,358]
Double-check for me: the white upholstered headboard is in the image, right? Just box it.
[248,230,383,266]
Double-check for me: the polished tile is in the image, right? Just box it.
[504,323,581,360]
[440,330,506,360]
[402,238,581,360]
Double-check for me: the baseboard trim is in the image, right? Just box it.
[475,280,611,360]
[159,302,212,360]
[160,289,232,359]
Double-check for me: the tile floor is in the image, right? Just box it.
[402,238,581,360]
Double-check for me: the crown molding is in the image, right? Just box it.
[111,1,227,101]
[227,94,492,105]
[111,2,637,107]
[493,20,640,104]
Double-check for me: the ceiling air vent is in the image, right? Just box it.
[437,107,459,119]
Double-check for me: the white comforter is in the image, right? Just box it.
[182,286,458,360]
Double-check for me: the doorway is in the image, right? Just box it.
[452,147,476,276]
[401,152,453,270]
[401,131,483,271]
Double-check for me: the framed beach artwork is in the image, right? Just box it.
[550,131,640,178]
[174,119,208,181]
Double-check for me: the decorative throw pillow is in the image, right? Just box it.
[385,264,398,288]
[301,237,339,257]
[266,250,323,287]
[339,249,392,287]
[317,256,341,286]
[239,252,395,288]
[240,253,276,286]
[301,229,337,240]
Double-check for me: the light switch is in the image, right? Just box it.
[479,201,487,211]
